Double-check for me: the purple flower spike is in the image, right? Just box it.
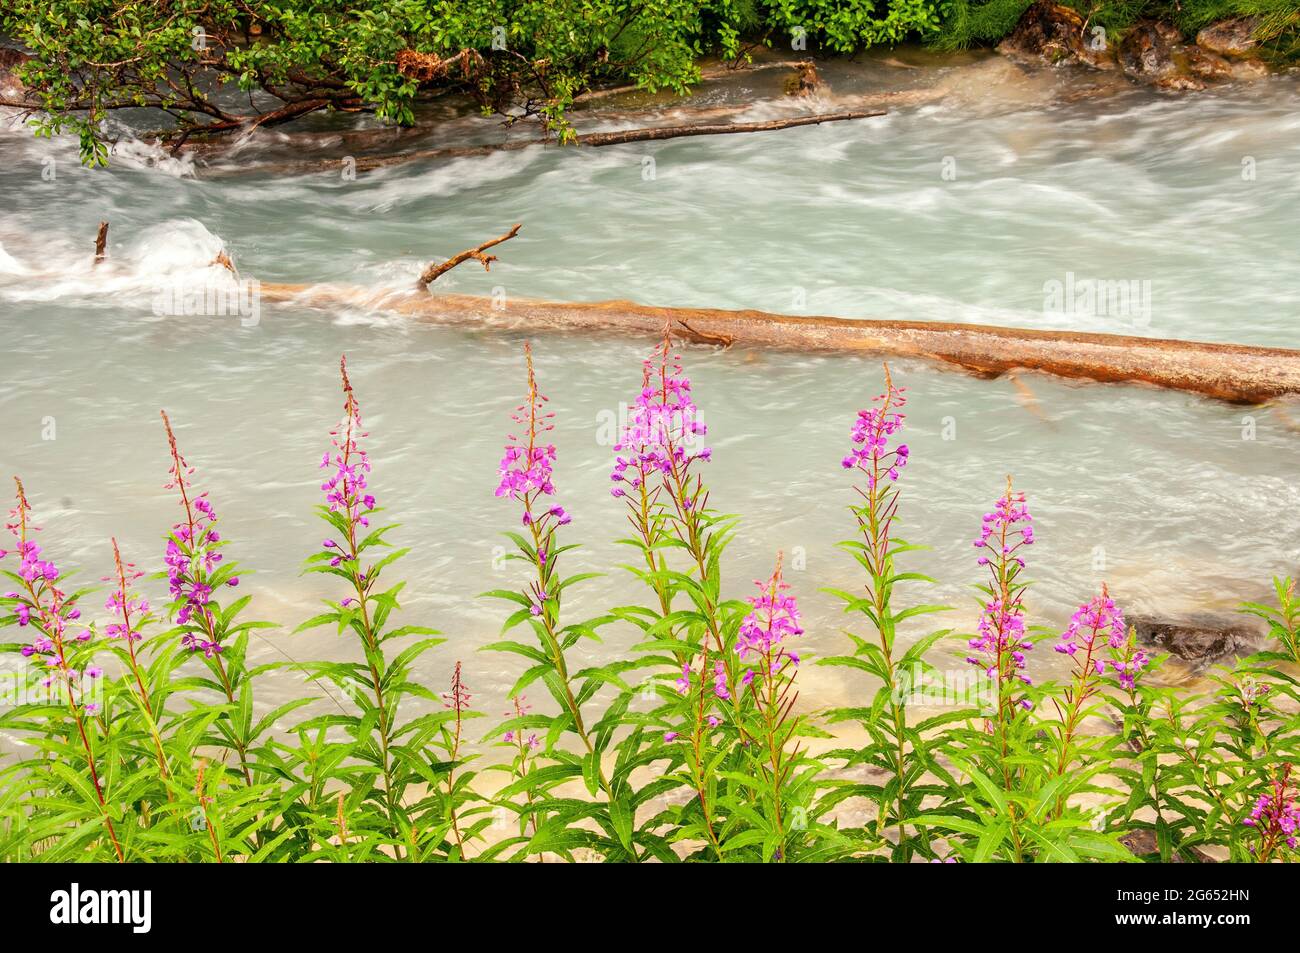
[321,357,377,527]
[161,410,229,654]
[736,554,803,686]
[966,479,1035,708]
[496,344,566,533]
[1243,764,1300,859]
[610,334,710,501]
[3,479,96,706]
[842,367,908,487]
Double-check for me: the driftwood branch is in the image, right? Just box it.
[418,224,521,288]
[575,109,883,147]
[93,221,108,266]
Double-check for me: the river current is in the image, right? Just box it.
[1,51,1298,722]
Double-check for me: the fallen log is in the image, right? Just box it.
[191,103,898,177]
[418,223,520,287]
[255,284,1300,403]
[575,109,884,146]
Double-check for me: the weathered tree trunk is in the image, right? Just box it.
[256,284,1300,403]
[575,109,884,146]
[194,104,901,177]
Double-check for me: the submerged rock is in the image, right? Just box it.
[1131,615,1262,669]
[1196,17,1262,57]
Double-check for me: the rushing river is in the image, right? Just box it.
[2,50,1299,730]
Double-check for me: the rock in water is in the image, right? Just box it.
[1131,615,1262,669]
[997,2,1116,70]
[1196,17,1262,57]
[1184,46,1235,83]
[1119,21,1205,89]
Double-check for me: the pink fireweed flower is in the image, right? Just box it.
[673,658,732,700]
[1240,678,1272,710]
[104,542,149,643]
[321,355,378,550]
[675,663,691,694]
[1055,584,1147,686]
[736,554,804,684]
[841,365,908,487]
[441,661,472,712]
[1080,598,1152,692]
[1242,764,1299,859]
[502,695,534,745]
[967,479,1034,708]
[161,410,234,654]
[495,344,567,529]
[495,344,575,630]
[610,333,710,500]
[1055,587,1125,659]
[1050,584,1131,778]
[712,660,731,700]
[972,484,1034,568]
[2,478,95,709]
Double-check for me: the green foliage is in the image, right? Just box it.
[0,0,741,161]
[932,0,1032,50]
[934,0,1300,53]
[757,0,945,50]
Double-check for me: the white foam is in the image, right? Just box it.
[109,137,197,178]
[0,242,28,275]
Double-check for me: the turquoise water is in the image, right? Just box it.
[2,55,1298,722]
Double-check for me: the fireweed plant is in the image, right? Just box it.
[0,347,1298,862]
[291,356,474,861]
[484,342,650,861]
[820,365,954,862]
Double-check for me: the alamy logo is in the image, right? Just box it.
[1042,271,1151,328]
[49,883,151,933]
[152,277,262,327]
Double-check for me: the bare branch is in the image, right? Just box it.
[418,224,522,289]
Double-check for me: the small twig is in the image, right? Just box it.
[418,223,521,289]
[93,222,108,267]
[211,250,238,278]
